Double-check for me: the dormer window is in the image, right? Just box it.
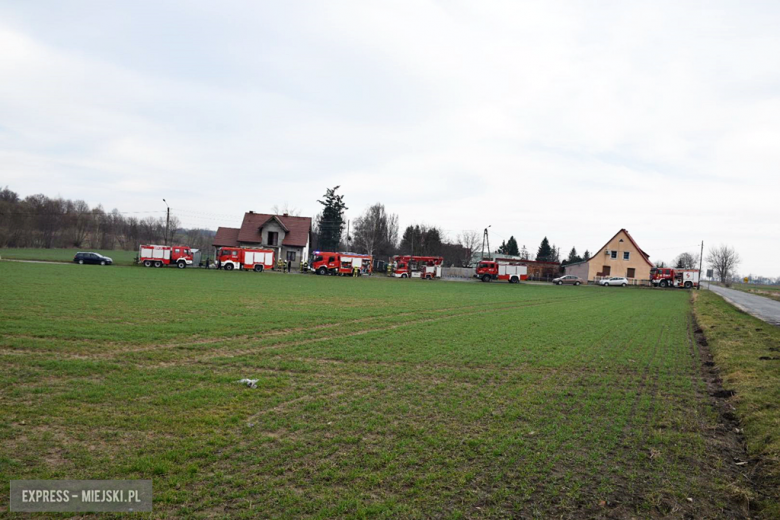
[268,231,279,246]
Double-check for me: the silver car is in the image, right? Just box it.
[552,275,582,286]
[600,277,628,287]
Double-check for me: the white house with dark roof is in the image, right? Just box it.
[213,212,312,269]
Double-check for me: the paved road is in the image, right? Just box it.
[706,283,780,326]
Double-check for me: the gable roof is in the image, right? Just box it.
[236,212,312,247]
[590,228,653,267]
[259,215,289,232]
[213,227,240,247]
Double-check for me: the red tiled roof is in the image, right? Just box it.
[213,227,240,247]
[592,229,653,267]
[237,213,311,247]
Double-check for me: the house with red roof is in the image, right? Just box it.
[213,211,312,269]
[563,229,653,284]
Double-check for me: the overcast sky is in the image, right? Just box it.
[1,1,778,276]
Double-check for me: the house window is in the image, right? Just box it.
[627,268,635,278]
[287,251,296,262]
[268,232,278,246]
[610,251,617,259]
[602,265,611,275]
[623,251,630,260]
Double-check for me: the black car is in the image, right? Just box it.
[73,252,113,265]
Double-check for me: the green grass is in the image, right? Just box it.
[693,290,780,517]
[0,262,758,517]
[726,282,780,302]
[0,247,138,266]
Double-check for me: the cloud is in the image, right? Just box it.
[0,1,779,275]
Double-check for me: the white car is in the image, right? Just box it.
[600,277,628,287]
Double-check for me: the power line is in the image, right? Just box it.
[0,210,167,217]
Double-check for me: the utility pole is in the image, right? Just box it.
[163,199,170,246]
[698,240,704,290]
[481,226,491,260]
[346,219,350,252]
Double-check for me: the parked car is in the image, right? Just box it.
[552,275,582,286]
[73,252,113,265]
[600,277,628,287]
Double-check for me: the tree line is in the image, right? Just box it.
[0,186,215,251]
[311,186,579,267]
[9,184,755,281]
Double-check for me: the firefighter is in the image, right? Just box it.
[353,266,360,277]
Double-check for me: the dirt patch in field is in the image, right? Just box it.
[692,316,771,517]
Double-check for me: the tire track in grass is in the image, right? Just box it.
[588,321,664,510]
[5,294,600,363]
[144,296,601,368]
[0,293,602,361]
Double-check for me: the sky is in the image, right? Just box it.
[1,1,779,276]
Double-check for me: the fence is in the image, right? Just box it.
[442,267,474,280]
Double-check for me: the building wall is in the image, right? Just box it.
[564,262,589,280]
[261,222,286,247]
[281,246,305,268]
[586,230,651,281]
[524,262,560,280]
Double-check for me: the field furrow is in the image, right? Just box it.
[0,261,755,518]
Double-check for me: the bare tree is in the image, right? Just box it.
[706,245,741,285]
[70,200,91,247]
[674,251,700,269]
[457,230,480,267]
[166,216,181,245]
[352,203,399,257]
[271,203,301,216]
[0,186,221,252]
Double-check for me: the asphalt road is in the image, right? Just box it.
[706,283,780,326]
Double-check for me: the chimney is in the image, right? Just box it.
[249,210,254,214]
[283,213,289,217]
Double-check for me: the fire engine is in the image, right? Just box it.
[390,256,444,279]
[139,244,194,268]
[310,252,373,276]
[651,267,700,288]
[216,247,275,272]
[474,259,528,283]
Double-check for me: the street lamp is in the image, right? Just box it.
[163,199,170,246]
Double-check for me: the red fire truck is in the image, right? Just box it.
[390,255,444,279]
[651,268,700,288]
[216,247,275,272]
[474,259,528,283]
[310,252,373,276]
[139,244,194,268]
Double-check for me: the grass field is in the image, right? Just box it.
[0,262,764,517]
[0,247,138,266]
[725,282,780,302]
